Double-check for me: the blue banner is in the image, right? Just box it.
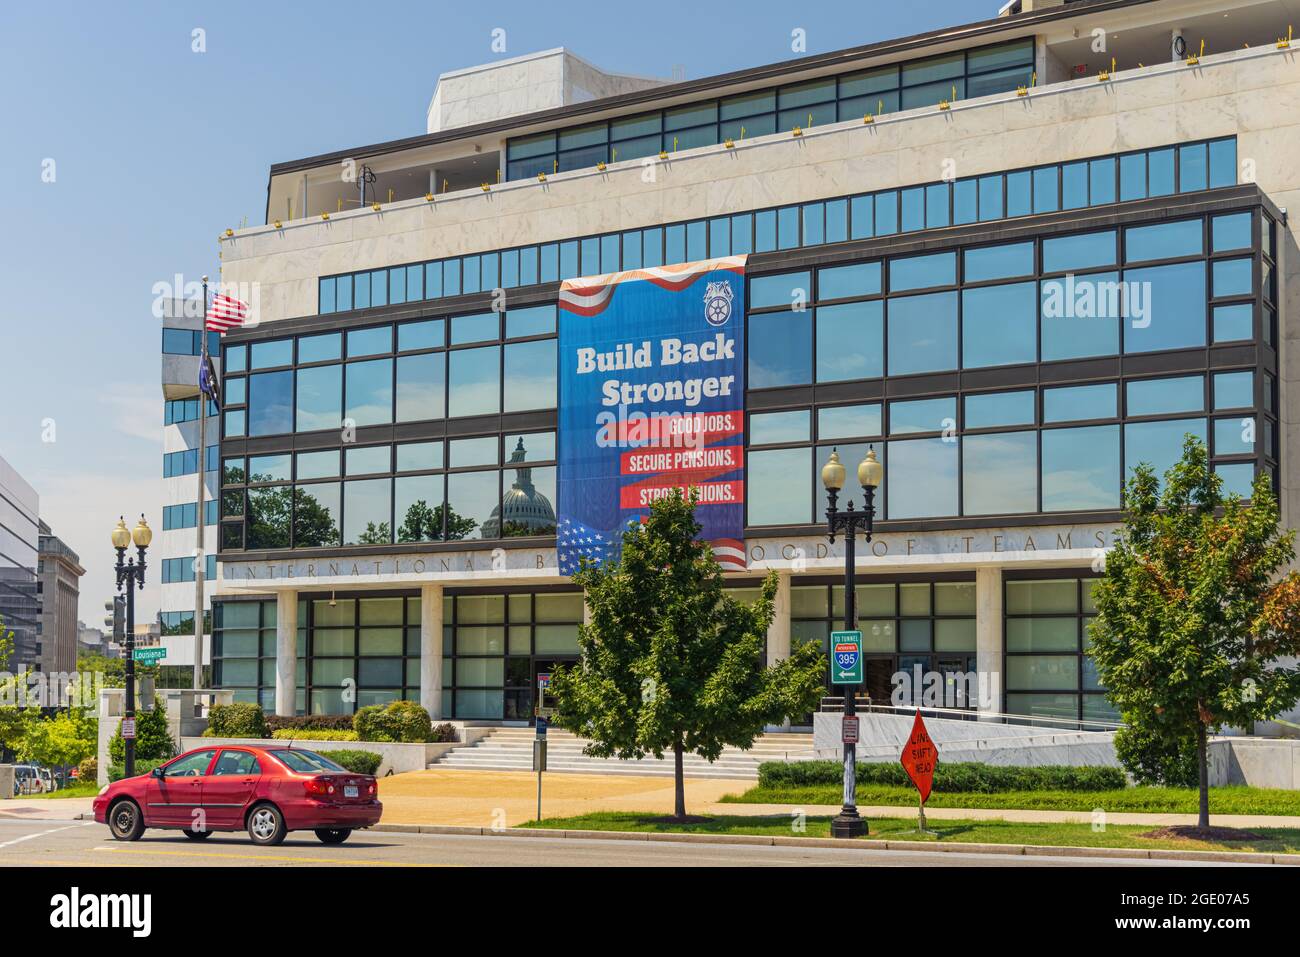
[557,257,747,575]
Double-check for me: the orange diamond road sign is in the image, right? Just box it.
[900,710,937,803]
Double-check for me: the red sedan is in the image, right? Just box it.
[93,745,382,846]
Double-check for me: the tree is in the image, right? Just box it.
[290,486,341,547]
[549,489,826,819]
[108,697,175,765]
[357,521,392,545]
[18,707,97,768]
[1090,436,1300,829]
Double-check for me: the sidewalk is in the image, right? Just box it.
[0,797,95,821]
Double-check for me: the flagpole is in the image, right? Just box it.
[194,275,208,691]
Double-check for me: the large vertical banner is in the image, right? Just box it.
[557,256,747,576]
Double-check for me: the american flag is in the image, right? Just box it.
[206,292,249,333]
[557,518,621,576]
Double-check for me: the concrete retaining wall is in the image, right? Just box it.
[1209,737,1300,789]
[179,736,446,777]
[0,765,13,799]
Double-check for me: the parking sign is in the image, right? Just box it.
[830,630,862,685]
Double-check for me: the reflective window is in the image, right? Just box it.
[1125,418,1207,484]
[964,242,1033,282]
[818,404,881,440]
[448,347,501,417]
[248,371,293,436]
[816,301,882,382]
[747,448,811,525]
[889,397,955,435]
[750,410,809,445]
[503,339,557,411]
[1040,271,1121,360]
[343,479,392,545]
[1043,384,1116,423]
[347,326,392,358]
[888,438,956,519]
[394,475,445,542]
[1042,231,1116,273]
[965,390,1035,429]
[1212,213,1251,252]
[1126,376,1204,417]
[889,252,955,292]
[963,431,1036,515]
[296,365,341,433]
[1123,262,1206,353]
[293,484,340,547]
[1125,219,1202,263]
[299,333,341,364]
[818,262,880,300]
[345,359,393,427]
[1041,425,1120,510]
[396,353,445,421]
[749,311,811,387]
[962,281,1036,368]
[1213,371,1253,410]
[888,291,957,375]
[445,472,498,540]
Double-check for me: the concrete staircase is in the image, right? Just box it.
[428,727,814,780]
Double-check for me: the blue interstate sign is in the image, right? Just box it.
[556,257,747,575]
[831,631,863,685]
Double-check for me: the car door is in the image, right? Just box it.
[203,749,263,829]
[147,750,216,827]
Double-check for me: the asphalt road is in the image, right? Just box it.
[0,816,1242,867]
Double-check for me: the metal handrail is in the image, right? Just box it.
[819,697,1123,733]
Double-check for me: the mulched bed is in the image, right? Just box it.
[1140,825,1266,842]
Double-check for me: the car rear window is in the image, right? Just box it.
[267,749,347,773]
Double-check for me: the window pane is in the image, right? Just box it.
[343,479,392,544]
[749,410,809,445]
[1125,418,1207,484]
[1213,371,1253,410]
[889,252,955,292]
[251,340,292,369]
[506,305,556,338]
[348,326,391,358]
[1044,383,1116,423]
[818,262,880,300]
[1148,147,1175,196]
[246,487,292,548]
[965,390,1035,429]
[964,242,1033,282]
[748,448,811,525]
[296,450,339,480]
[345,445,389,476]
[1213,258,1252,298]
[888,438,956,519]
[818,404,882,440]
[1123,261,1206,353]
[1043,231,1116,273]
[750,272,810,310]
[396,353,445,421]
[890,397,955,435]
[1214,416,1255,455]
[248,370,293,436]
[293,484,341,547]
[452,312,498,345]
[1041,272,1121,361]
[445,472,498,540]
[395,475,444,542]
[295,365,341,433]
[399,319,444,352]
[963,431,1037,515]
[816,301,882,382]
[1125,219,1202,263]
[887,291,957,375]
[1213,303,1253,342]
[448,346,500,417]
[748,311,811,387]
[345,359,393,426]
[299,333,341,364]
[503,340,556,412]
[1212,212,1251,252]
[1126,376,1204,416]
[962,281,1036,368]
[1007,618,1079,652]
[1041,425,1119,510]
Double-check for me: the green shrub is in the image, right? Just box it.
[108,700,175,764]
[321,749,382,775]
[206,702,268,739]
[1114,724,1198,788]
[265,714,355,733]
[353,700,439,742]
[757,760,1127,793]
[76,757,97,783]
[107,758,168,782]
[270,728,358,741]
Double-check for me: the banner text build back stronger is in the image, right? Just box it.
[557,258,747,573]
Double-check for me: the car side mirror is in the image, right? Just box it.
[151,766,164,778]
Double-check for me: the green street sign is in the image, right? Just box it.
[134,647,167,664]
[830,631,862,685]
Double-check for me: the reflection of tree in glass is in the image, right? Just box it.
[291,485,341,547]
[246,476,292,549]
[503,519,556,537]
[357,522,392,545]
[397,499,477,542]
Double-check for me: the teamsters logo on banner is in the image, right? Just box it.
[557,256,747,576]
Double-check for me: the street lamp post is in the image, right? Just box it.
[821,447,882,839]
[111,515,152,777]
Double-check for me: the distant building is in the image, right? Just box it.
[77,621,118,659]
[37,520,84,674]
[0,454,40,671]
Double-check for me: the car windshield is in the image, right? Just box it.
[268,749,347,774]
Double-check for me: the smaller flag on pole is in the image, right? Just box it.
[199,352,221,412]
[206,292,248,332]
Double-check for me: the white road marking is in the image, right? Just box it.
[0,822,94,850]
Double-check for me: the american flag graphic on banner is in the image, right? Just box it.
[206,292,249,333]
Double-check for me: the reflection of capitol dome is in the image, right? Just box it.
[482,438,556,537]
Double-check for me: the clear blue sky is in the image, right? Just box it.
[0,0,982,623]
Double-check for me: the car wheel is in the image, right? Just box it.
[247,803,287,846]
[182,828,212,840]
[314,828,352,845]
[108,799,144,842]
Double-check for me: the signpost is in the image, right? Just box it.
[133,647,167,664]
[534,673,552,822]
[830,631,862,685]
[900,710,938,834]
